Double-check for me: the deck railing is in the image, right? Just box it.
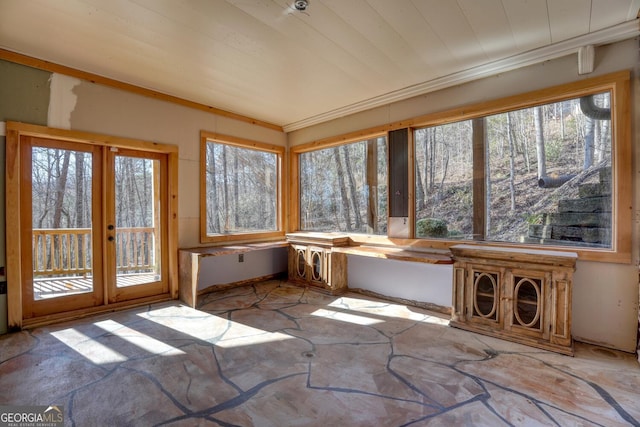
[32,227,156,277]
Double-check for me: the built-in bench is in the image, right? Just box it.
[178,235,455,312]
[332,245,453,265]
[178,236,579,355]
[336,245,454,314]
[179,241,289,307]
[286,232,454,313]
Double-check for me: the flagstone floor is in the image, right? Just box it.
[1,280,639,426]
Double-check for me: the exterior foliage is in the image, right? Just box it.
[205,141,278,234]
[414,92,612,248]
[299,137,387,234]
[416,218,448,238]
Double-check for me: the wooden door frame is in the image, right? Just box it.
[6,122,179,330]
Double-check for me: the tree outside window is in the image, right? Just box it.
[414,92,613,249]
[201,134,283,242]
[299,137,387,235]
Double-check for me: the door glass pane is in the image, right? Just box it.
[32,147,93,299]
[115,156,161,287]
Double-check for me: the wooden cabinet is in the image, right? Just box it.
[450,244,577,355]
[290,244,328,286]
[286,233,348,294]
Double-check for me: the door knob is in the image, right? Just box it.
[107,224,114,230]
[108,236,115,242]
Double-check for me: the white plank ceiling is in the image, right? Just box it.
[0,0,638,131]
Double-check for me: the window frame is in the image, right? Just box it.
[406,71,630,263]
[289,71,630,263]
[290,131,388,235]
[200,131,285,244]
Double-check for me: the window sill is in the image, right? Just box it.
[332,245,453,265]
[302,232,631,265]
[200,231,285,245]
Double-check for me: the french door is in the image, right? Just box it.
[20,136,169,319]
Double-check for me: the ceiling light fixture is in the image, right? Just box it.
[294,0,308,11]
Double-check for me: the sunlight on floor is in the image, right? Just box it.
[94,319,185,356]
[328,296,450,326]
[311,308,383,325]
[137,305,293,348]
[51,328,128,364]
[6,282,637,426]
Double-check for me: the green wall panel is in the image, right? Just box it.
[0,59,51,125]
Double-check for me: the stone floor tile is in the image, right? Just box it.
[0,353,106,404]
[196,291,259,313]
[123,343,240,412]
[1,282,638,427]
[389,355,486,408]
[137,305,233,343]
[213,374,436,426]
[539,403,618,426]
[230,307,300,332]
[161,417,223,426]
[331,295,432,321]
[70,368,186,426]
[482,382,562,426]
[250,280,282,298]
[309,342,428,404]
[467,330,553,355]
[393,322,489,363]
[0,330,37,362]
[214,337,312,391]
[458,352,635,426]
[411,400,512,426]
[256,287,308,310]
[298,288,342,306]
[288,315,389,345]
[278,301,320,319]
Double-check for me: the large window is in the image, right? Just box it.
[290,72,629,263]
[410,71,631,262]
[200,132,284,243]
[415,92,614,250]
[297,136,387,234]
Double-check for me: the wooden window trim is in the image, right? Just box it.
[200,131,285,244]
[289,131,387,234]
[289,71,631,264]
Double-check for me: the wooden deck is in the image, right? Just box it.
[34,273,159,299]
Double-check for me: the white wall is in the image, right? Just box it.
[572,261,639,349]
[289,38,638,148]
[288,38,640,353]
[347,256,452,308]
[47,75,287,249]
[197,247,288,290]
